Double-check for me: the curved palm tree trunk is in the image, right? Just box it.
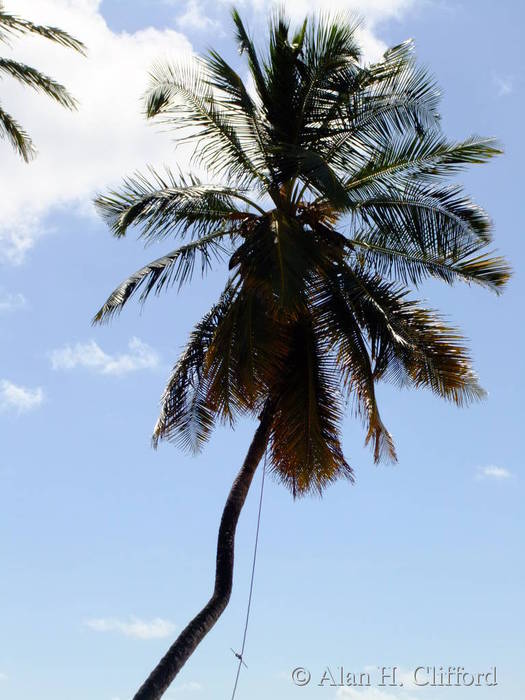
[133,401,275,700]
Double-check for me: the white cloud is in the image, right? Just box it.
[85,616,176,640]
[0,379,44,414]
[396,668,420,689]
[176,0,222,32]
[476,465,513,480]
[0,290,27,313]
[0,0,417,263]
[50,337,159,376]
[240,0,417,61]
[0,0,194,264]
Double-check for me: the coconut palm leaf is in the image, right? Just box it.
[152,285,238,452]
[93,230,233,324]
[0,2,85,160]
[340,134,502,188]
[153,281,286,451]
[308,40,441,161]
[334,266,486,405]
[268,318,353,496]
[145,60,267,188]
[0,5,86,52]
[0,58,77,108]
[0,102,34,160]
[347,236,509,291]
[199,50,273,178]
[346,183,494,260]
[310,270,396,464]
[95,168,262,241]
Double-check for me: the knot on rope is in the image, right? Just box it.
[230,648,248,669]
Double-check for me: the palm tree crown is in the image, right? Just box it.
[0,1,85,160]
[95,10,509,497]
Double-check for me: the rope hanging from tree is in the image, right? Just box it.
[229,450,267,700]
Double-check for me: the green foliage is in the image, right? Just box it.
[95,9,509,496]
[0,1,86,160]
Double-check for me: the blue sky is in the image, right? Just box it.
[0,1,523,699]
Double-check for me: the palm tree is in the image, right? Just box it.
[0,1,85,160]
[94,10,509,700]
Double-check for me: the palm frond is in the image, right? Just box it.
[0,6,84,160]
[231,9,269,106]
[95,168,261,241]
[337,265,486,406]
[347,182,494,258]
[339,134,501,190]
[0,102,34,160]
[93,231,231,324]
[360,39,441,129]
[200,49,272,178]
[312,272,396,463]
[274,144,349,205]
[259,10,304,148]
[144,60,268,188]
[310,40,441,161]
[269,319,353,496]
[152,285,238,451]
[400,307,486,405]
[153,281,284,450]
[0,8,86,53]
[346,235,510,292]
[293,13,361,139]
[0,58,77,109]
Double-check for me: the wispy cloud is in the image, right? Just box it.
[50,337,159,376]
[176,0,221,32]
[492,73,514,97]
[0,380,44,414]
[0,290,27,313]
[0,672,7,681]
[476,465,513,480]
[337,666,422,700]
[337,688,415,700]
[85,617,176,640]
[172,682,203,694]
[239,0,415,25]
